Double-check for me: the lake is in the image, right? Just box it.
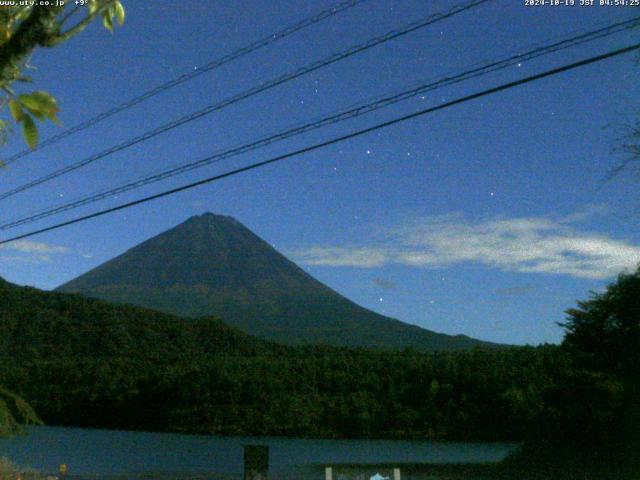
[0,426,517,479]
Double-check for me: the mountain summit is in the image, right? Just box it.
[57,213,497,350]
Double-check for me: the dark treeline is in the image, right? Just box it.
[1,347,567,440]
[1,268,639,478]
[0,277,563,440]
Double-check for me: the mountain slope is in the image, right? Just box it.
[0,276,274,361]
[0,277,550,440]
[57,213,499,351]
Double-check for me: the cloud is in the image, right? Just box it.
[0,239,69,263]
[493,285,538,297]
[373,277,396,290]
[296,246,387,268]
[292,213,640,280]
[0,240,69,254]
[557,203,608,224]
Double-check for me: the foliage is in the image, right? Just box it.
[4,270,639,478]
[611,112,640,179]
[560,266,640,471]
[0,456,42,480]
[561,265,640,381]
[505,266,640,478]
[0,385,41,437]
[0,457,18,480]
[0,0,124,151]
[0,276,559,441]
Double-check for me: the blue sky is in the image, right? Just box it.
[0,0,639,345]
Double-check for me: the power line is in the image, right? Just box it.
[1,0,366,166]
[0,0,490,202]
[1,15,637,231]
[1,42,637,246]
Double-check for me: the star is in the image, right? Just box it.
[366,149,371,155]
[379,297,383,302]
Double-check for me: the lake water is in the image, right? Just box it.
[0,426,517,479]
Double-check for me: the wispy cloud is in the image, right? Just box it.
[0,239,69,263]
[373,277,396,290]
[0,240,69,254]
[296,246,387,267]
[493,285,538,297]
[292,212,640,279]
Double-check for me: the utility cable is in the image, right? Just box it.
[1,0,366,166]
[0,0,490,201]
[1,15,637,231]
[1,42,637,245]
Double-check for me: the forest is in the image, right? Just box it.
[0,267,638,478]
[0,274,558,440]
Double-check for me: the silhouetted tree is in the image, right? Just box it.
[549,265,640,472]
[561,265,640,382]
[0,1,125,149]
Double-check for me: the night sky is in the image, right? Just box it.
[1,0,639,345]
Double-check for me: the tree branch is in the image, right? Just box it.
[48,1,117,47]
[46,11,99,46]
[58,3,84,26]
[0,6,64,87]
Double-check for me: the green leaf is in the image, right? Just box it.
[45,111,61,126]
[29,91,57,111]
[18,93,39,112]
[21,114,38,149]
[114,1,125,25]
[102,10,113,32]
[27,109,45,121]
[18,91,58,116]
[0,25,9,43]
[14,6,31,22]
[8,100,23,122]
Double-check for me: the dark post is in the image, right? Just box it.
[244,445,269,480]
